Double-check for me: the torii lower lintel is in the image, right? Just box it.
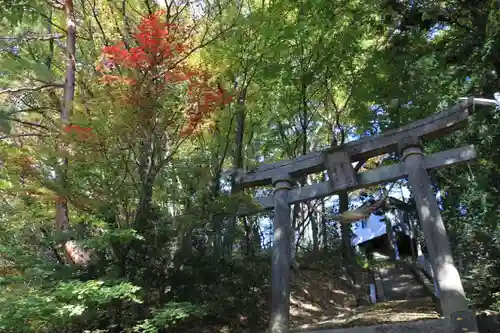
[239,144,476,215]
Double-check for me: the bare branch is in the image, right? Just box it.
[0,84,64,95]
[7,107,54,115]
[89,0,109,45]
[0,33,64,42]
[164,22,236,75]
[144,0,152,14]
[3,116,50,130]
[30,9,67,33]
[0,133,46,140]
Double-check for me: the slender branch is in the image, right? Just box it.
[144,0,152,14]
[89,0,109,45]
[3,117,50,130]
[164,23,236,74]
[217,111,236,176]
[8,107,54,115]
[0,84,64,95]
[46,7,55,69]
[0,33,64,42]
[30,8,67,32]
[0,133,46,140]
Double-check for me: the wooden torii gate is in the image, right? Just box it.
[235,97,491,333]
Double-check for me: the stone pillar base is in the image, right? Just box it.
[449,309,478,333]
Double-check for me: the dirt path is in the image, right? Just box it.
[289,263,439,331]
[291,297,440,331]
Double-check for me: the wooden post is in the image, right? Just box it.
[270,175,293,333]
[399,137,478,333]
[324,150,357,190]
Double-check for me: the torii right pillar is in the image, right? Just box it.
[399,136,478,333]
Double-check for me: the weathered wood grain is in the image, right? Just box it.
[243,145,476,212]
[237,98,474,188]
[325,150,357,190]
[401,139,473,324]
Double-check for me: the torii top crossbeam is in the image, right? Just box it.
[236,97,485,189]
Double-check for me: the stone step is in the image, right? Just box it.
[294,319,448,333]
[376,262,430,301]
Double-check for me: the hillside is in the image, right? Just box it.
[289,256,439,331]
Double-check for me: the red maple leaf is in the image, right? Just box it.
[64,124,94,140]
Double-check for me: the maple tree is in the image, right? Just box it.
[95,10,232,137]
[1,10,234,231]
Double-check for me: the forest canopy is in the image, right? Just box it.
[0,0,499,332]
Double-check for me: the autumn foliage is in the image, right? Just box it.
[96,10,232,137]
[64,124,94,140]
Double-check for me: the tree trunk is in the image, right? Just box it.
[242,217,252,256]
[210,164,223,260]
[414,216,423,257]
[135,177,154,226]
[208,113,233,260]
[310,209,319,253]
[225,86,247,259]
[55,0,90,266]
[252,222,261,255]
[134,124,156,230]
[385,214,396,260]
[339,191,353,266]
[320,200,328,250]
[339,190,364,304]
[408,213,417,262]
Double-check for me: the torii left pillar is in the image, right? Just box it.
[270,175,293,333]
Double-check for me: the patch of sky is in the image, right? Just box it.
[458,204,467,216]
[0,45,19,55]
[371,104,385,116]
[427,24,450,41]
